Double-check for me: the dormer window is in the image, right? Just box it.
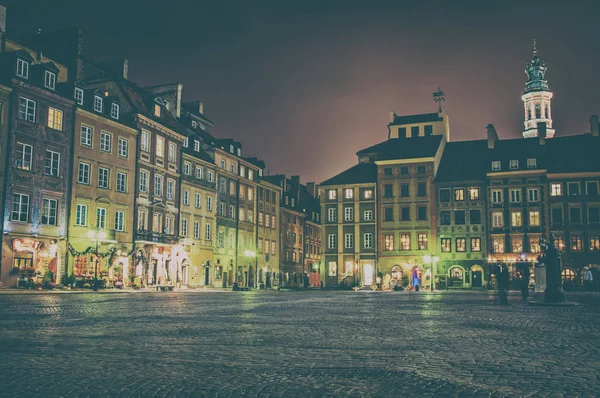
[491,161,501,171]
[509,160,519,170]
[258,169,263,177]
[74,87,84,105]
[44,71,56,90]
[183,137,188,148]
[237,148,241,156]
[94,95,103,113]
[111,103,119,119]
[194,140,200,151]
[229,144,234,154]
[154,104,161,117]
[16,58,29,79]
[192,120,197,128]
[527,158,537,168]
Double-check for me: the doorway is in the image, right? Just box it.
[472,270,482,287]
[363,264,373,286]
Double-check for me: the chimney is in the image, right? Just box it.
[486,124,498,149]
[0,6,6,35]
[199,102,204,115]
[538,122,547,145]
[122,59,129,79]
[389,110,396,124]
[306,182,316,198]
[590,114,599,137]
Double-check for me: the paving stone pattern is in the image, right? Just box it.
[0,290,599,397]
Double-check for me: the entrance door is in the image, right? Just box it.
[152,259,158,285]
[222,272,228,288]
[205,267,210,286]
[363,264,373,286]
[472,270,482,287]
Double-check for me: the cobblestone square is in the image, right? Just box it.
[0,290,599,397]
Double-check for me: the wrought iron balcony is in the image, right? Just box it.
[135,230,180,245]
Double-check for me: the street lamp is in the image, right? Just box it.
[423,254,439,291]
[244,250,257,289]
[88,228,107,291]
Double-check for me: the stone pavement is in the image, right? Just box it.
[0,290,599,397]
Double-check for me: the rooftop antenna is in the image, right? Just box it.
[433,87,445,113]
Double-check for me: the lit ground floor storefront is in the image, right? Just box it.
[132,242,189,287]
[322,254,377,288]
[68,238,133,288]
[1,235,66,287]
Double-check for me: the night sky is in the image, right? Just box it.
[4,0,600,183]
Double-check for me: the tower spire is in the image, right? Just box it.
[432,87,445,113]
[533,38,537,57]
[522,41,554,139]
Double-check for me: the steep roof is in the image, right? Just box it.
[435,140,489,182]
[357,135,444,161]
[320,162,378,186]
[391,112,442,125]
[546,134,600,174]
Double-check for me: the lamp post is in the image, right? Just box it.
[244,250,257,289]
[423,255,440,291]
[88,227,107,291]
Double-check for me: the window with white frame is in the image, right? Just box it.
[205,223,212,240]
[328,208,336,222]
[328,190,337,200]
[98,167,109,188]
[344,233,353,249]
[207,196,213,211]
[139,170,148,192]
[116,172,127,193]
[191,120,197,128]
[194,140,200,151]
[44,150,60,176]
[75,204,87,226]
[81,125,92,146]
[208,170,214,182]
[491,189,503,204]
[154,104,161,117]
[230,163,236,174]
[364,233,373,248]
[183,162,191,175]
[195,193,201,208]
[93,95,103,113]
[168,142,176,162]
[118,138,128,157]
[183,190,189,205]
[344,188,353,199]
[364,210,373,221]
[156,136,164,157]
[115,211,125,231]
[492,211,503,227]
[195,166,203,179]
[74,87,84,105]
[181,219,188,236]
[44,71,56,90]
[41,198,57,225]
[509,188,521,203]
[100,132,112,152]
[154,175,163,196]
[193,221,200,238]
[182,137,188,148]
[138,210,147,230]
[491,161,501,171]
[527,158,537,168]
[529,211,541,226]
[248,169,254,181]
[18,97,36,122]
[96,207,107,229]
[141,130,150,152]
[111,103,119,119]
[165,216,173,234]
[47,107,63,130]
[167,179,174,200]
[344,207,353,221]
[16,58,29,79]
[509,160,519,170]
[16,142,33,170]
[328,234,337,249]
[550,183,562,196]
[528,188,539,202]
[78,162,90,184]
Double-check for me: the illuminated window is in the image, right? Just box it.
[561,268,575,282]
[400,234,410,251]
[510,160,519,170]
[441,238,451,252]
[471,238,481,252]
[456,238,466,252]
[418,233,428,250]
[529,211,540,226]
[511,211,522,227]
[156,136,164,157]
[590,235,600,251]
[529,237,541,253]
[511,236,523,253]
[571,235,582,251]
[15,143,33,171]
[492,237,504,253]
[491,161,501,171]
[527,158,537,168]
[469,187,479,200]
[364,190,373,199]
[384,234,394,251]
[550,183,562,196]
[154,104,161,117]
[344,188,353,199]
[47,107,63,130]
[454,189,465,201]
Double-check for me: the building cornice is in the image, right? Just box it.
[547,172,600,179]
[77,108,137,135]
[486,169,547,178]
[375,157,434,165]
[135,114,185,142]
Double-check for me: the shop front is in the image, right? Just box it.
[132,244,189,287]
[2,237,64,288]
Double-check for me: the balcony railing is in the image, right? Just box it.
[136,230,180,245]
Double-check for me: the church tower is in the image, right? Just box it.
[522,40,555,138]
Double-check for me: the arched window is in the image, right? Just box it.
[535,104,541,119]
[390,265,402,281]
[561,268,575,281]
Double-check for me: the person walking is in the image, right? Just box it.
[520,265,530,302]
[497,262,509,304]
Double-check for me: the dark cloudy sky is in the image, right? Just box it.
[4,0,600,183]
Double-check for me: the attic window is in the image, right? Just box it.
[93,95,103,113]
[74,87,84,105]
[16,58,29,79]
[111,103,119,119]
[491,161,501,171]
[192,120,197,128]
[509,160,519,170]
[154,104,161,117]
[229,144,234,154]
[44,71,56,90]
[527,158,537,168]
[237,148,241,157]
